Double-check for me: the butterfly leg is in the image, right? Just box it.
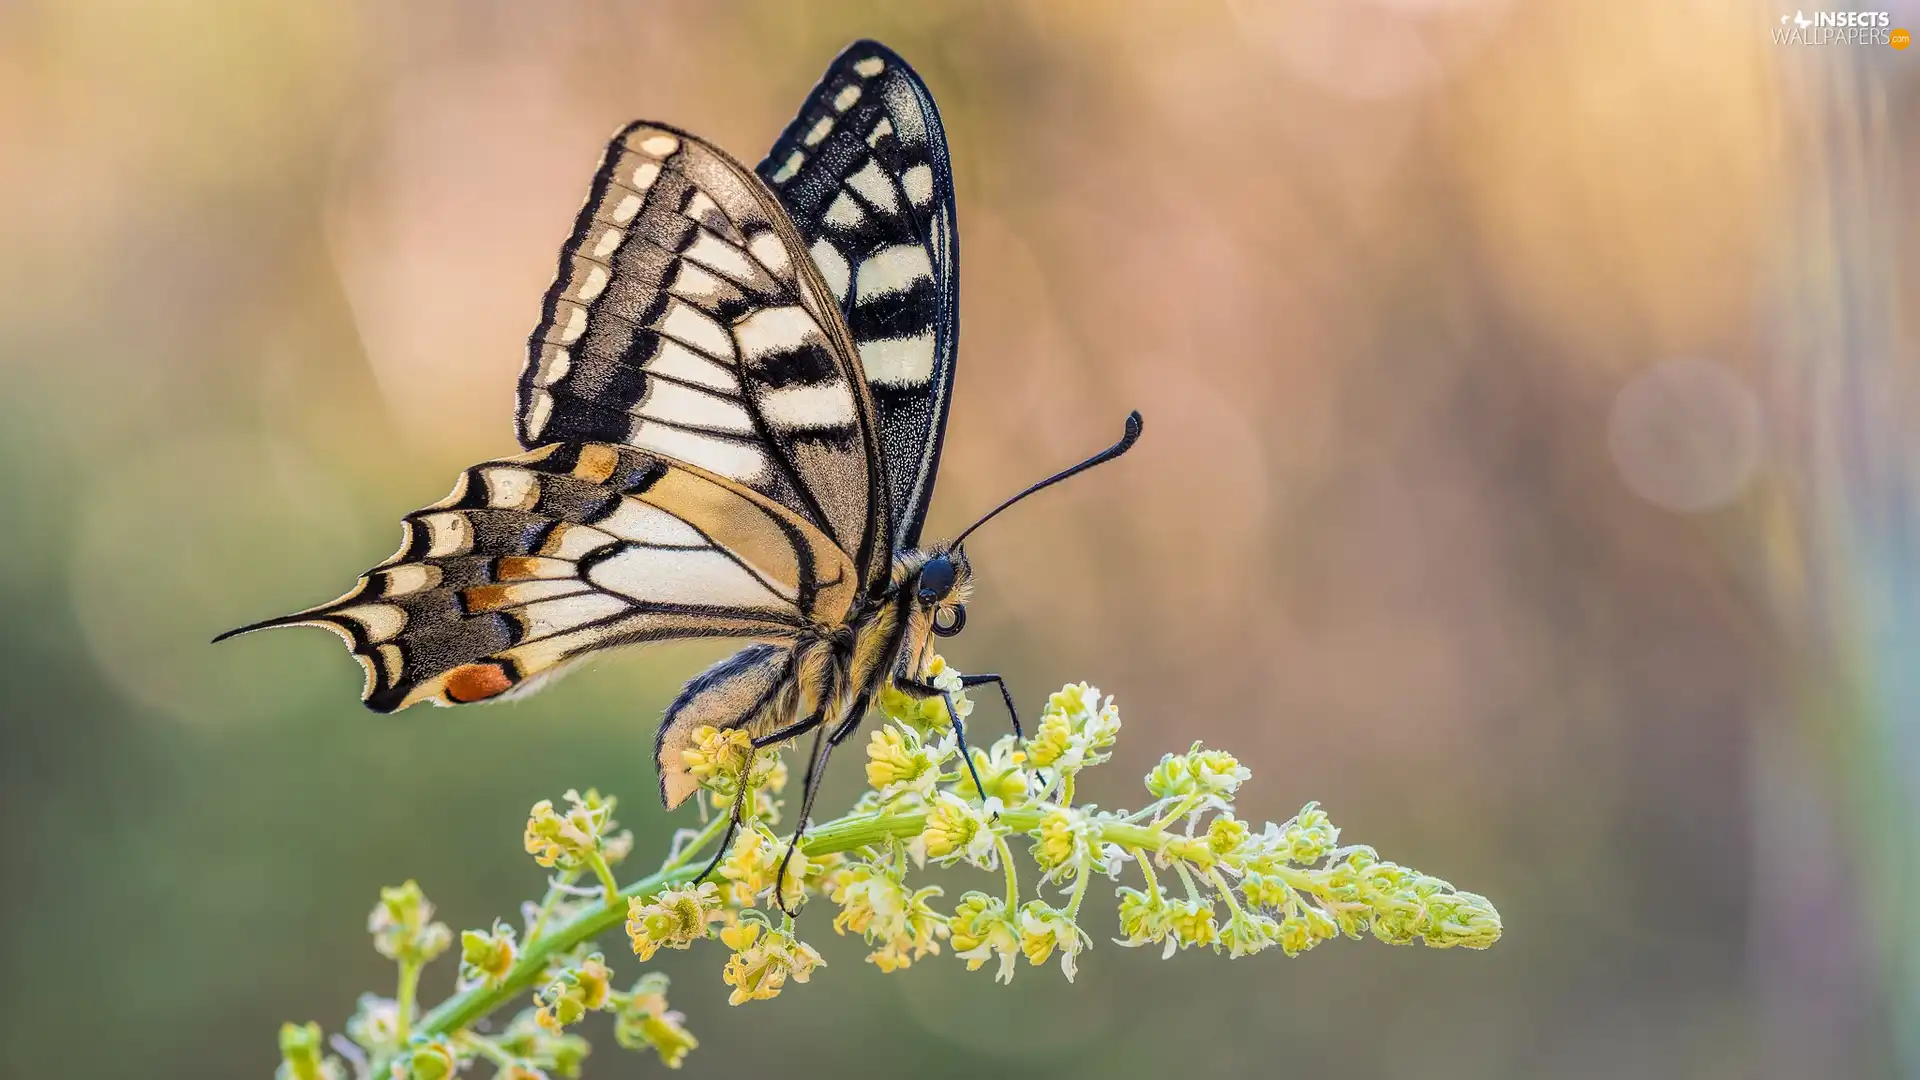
[893,677,991,803]
[772,695,873,916]
[695,711,826,886]
[959,672,1021,738]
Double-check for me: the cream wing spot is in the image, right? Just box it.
[611,193,642,223]
[540,522,617,561]
[809,238,850,302]
[858,332,937,388]
[903,164,934,207]
[760,382,855,430]
[334,603,407,643]
[746,230,790,277]
[514,593,630,639]
[823,191,864,230]
[524,390,555,439]
[854,244,934,303]
[597,497,708,546]
[666,261,727,304]
[638,133,680,156]
[804,117,834,146]
[846,159,899,212]
[632,379,755,435]
[577,266,609,302]
[853,56,884,77]
[771,150,803,184]
[419,512,474,557]
[833,84,861,111]
[627,424,767,484]
[734,306,825,361]
[654,300,736,359]
[631,162,660,189]
[867,117,893,147]
[681,231,760,285]
[588,547,787,610]
[481,466,540,511]
[380,563,441,598]
[592,227,624,259]
[646,339,740,393]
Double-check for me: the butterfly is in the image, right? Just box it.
[217,40,1141,905]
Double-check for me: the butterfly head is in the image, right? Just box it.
[915,547,972,638]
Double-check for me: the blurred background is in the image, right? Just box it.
[2,0,1917,1076]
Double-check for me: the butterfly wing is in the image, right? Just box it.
[217,441,860,712]
[758,41,959,552]
[521,121,892,589]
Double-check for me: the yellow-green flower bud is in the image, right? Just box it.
[368,881,451,965]
[399,1039,459,1080]
[1282,802,1338,863]
[613,973,699,1069]
[1016,901,1089,981]
[1115,886,1169,948]
[275,1021,345,1080]
[459,919,518,988]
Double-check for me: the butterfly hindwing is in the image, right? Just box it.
[217,442,860,712]
[758,40,959,552]
[521,121,891,589]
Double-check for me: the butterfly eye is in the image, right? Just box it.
[931,604,967,637]
[917,556,957,602]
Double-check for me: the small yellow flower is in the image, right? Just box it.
[1030,806,1095,881]
[720,920,824,1006]
[1420,890,1503,950]
[459,919,518,988]
[613,972,699,1069]
[682,726,754,789]
[717,828,779,908]
[534,953,613,1034]
[275,1021,346,1080]
[496,1008,590,1077]
[1206,816,1250,860]
[343,994,400,1054]
[1281,802,1338,864]
[967,734,1032,804]
[1024,709,1076,770]
[949,892,1021,983]
[878,655,975,735]
[367,881,451,965]
[1240,872,1292,910]
[1016,901,1090,981]
[626,882,722,961]
[864,724,945,800]
[1221,907,1280,958]
[1164,897,1219,956]
[913,791,1000,867]
[523,789,621,872]
[1145,742,1250,803]
[399,1039,460,1080]
[1115,887,1169,949]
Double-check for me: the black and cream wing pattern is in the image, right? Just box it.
[219,124,889,711]
[757,40,959,552]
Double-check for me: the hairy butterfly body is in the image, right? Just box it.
[217,42,1140,907]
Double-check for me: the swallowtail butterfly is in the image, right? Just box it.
[218,41,1142,898]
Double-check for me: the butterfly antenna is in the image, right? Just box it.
[951,411,1143,550]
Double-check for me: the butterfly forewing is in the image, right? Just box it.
[521,122,891,588]
[758,41,959,552]
[219,441,861,712]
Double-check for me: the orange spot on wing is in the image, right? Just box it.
[465,585,513,613]
[445,663,514,703]
[496,557,544,581]
[573,443,619,484]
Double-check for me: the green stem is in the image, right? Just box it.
[1064,864,1091,920]
[993,832,1021,909]
[395,959,422,1045]
[414,804,1186,1040]
[585,851,623,910]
